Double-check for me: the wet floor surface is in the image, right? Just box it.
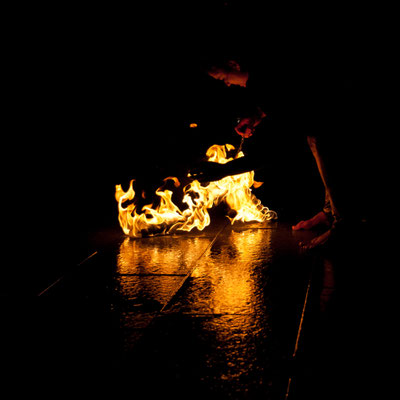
[111,221,313,399]
[2,217,383,399]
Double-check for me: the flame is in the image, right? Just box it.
[115,144,277,237]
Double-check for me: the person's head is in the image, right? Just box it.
[207,60,248,87]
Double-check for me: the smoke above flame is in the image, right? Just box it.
[115,144,277,237]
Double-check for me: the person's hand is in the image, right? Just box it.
[235,117,256,138]
[235,108,266,138]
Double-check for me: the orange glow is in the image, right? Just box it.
[115,144,277,237]
[189,123,198,128]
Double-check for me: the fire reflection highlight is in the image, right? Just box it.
[177,228,273,315]
[116,226,273,316]
[115,226,274,386]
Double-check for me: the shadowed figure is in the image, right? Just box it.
[190,53,368,252]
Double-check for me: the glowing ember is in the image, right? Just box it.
[115,144,277,237]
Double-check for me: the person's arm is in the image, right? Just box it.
[189,155,265,183]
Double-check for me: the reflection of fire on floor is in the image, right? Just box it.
[6,196,375,399]
[110,219,315,398]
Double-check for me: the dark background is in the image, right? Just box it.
[3,1,386,295]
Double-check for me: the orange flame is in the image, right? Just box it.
[115,144,277,237]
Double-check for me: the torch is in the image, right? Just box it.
[234,135,245,158]
[233,116,254,158]
[233,105,267,158]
